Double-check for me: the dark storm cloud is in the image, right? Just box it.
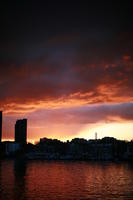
[0,31,133,111]
[0,1,133,113]
[27,102,133,124]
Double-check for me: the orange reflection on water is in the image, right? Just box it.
[25,161,133,199]
[0,160,133,199]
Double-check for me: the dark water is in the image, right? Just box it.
[0,160,133,200]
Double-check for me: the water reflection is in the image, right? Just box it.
[0,160,14,200]
[14,159,27,200]
[0,160,133,200]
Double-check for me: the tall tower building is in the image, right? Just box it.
[95,132,97,140]
[15,119,27,144]
[0,111,2,143]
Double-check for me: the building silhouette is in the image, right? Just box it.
[15,119,27,144]
[0,111,2,143]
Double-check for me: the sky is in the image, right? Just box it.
[0,1,133,143]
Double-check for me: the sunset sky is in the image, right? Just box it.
[0,1,133,143]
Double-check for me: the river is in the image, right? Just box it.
[0,160,133,199]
